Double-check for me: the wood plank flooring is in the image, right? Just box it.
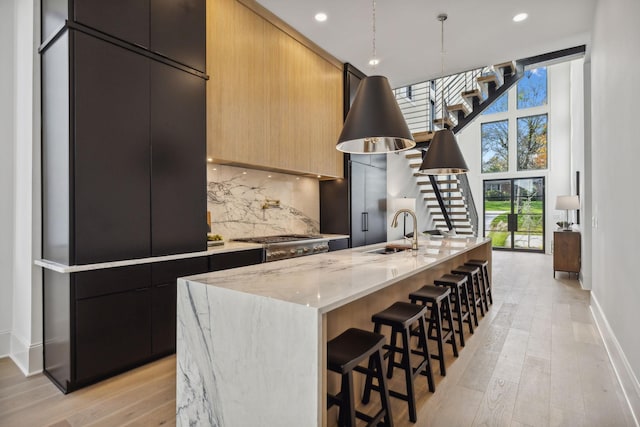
[0,251,636,426]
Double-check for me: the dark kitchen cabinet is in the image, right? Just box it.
[44,0,206,72]
[74,0,150,48]
[41,0,208,394]
[151,61,206,256]
[74,265,152,386]
[75,286,152,384]
[74,32,151,264]
[209,249,265,271]
[350,159,387,247]
[150,0,206,71]
[43,259,210,393]
[320,64,388,247]
[151,257,209,355]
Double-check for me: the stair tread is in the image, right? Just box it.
[424,196,464,201]
[412,131,435,143]
[461,89,482,100]
[434,117,455,129]
[447,103,471,116]
[494,60,516,75]
[405,152,423,159]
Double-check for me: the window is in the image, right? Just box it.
[481,120,509,173]
[482,92,508,115]
[517,67,547,109]
[517,114,548,170]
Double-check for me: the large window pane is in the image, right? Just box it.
[481,120,508,173]
[517,67,547,109]
[482,92,508,115]
[517,114,548,170]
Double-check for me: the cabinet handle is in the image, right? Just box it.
[156,283,171,289]
[362,212,369,231]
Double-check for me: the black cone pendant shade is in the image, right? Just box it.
[336,76,415,154]
[419,129,469,174]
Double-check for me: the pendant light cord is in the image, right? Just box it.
[438,14,447,126]
[371,0,377,69]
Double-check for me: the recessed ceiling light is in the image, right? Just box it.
[207,157,213,162]
[513,13,528,22]
[267,175,272,178]
[369,58,380,66]
[242,171,247,175]
[317,175,321,178]
[314,12,327,22]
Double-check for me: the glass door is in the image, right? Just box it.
[483,177,545,252]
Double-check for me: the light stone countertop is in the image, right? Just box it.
[34,241,264,274]
[34,234,350,274]
[182,235,490,314]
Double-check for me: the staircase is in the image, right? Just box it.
[394,60,523,236]
[404,149,476,235]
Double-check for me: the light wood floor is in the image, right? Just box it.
[0,251,636,426]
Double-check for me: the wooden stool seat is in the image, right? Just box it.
[409,285,459,376]
[434,274,473,347]
[364,302,435,423]
[327,328,393,427]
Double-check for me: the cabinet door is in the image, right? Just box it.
[209,249,264,271]
[151,0,205,71]
[74,0,150,48]
[350,161,366,248]
[364,163,387,245]
[75,288,151,384]
[74,32,151,264]
[151,257,208,356]
[151,61,206,256]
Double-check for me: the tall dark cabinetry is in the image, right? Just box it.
[320,64,387,247]
[41,0,207,392]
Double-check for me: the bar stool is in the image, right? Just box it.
[327,328,393,427]
[409,284,459,376]
[434,274,473,347]
[452,264,485,326]
[363,302,435,423]
[466,259,492,310]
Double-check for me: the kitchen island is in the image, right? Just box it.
[176,235,491,426]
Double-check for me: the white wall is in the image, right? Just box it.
[455,61,579,254]
[590,0,640,409]
[0,0,16,357]
[10,0,42,374]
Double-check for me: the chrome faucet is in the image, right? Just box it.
[391,209,418,250]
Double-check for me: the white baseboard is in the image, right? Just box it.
[0,330,10,357]
[591,294,640,427]
[9,333,43,376]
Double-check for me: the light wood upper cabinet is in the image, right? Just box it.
[207,0,344,178]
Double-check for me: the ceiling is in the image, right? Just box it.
[255,0,596,88]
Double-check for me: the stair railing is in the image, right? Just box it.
[457,173,478,236]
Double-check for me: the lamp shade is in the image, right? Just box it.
[419,129,469,174]
[393,197,416,212]
[555,195,580,210]
[336,76,415,154]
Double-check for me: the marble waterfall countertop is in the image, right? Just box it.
[177,235,491,427]
[181,235,489,314]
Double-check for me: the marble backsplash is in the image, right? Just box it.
[207,164,320,239]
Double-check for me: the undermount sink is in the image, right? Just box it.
[365,246,412,255]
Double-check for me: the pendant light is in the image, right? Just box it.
[419,14,469,174]
[336,0,415,154]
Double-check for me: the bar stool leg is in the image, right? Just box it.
[339,371,356,427]
[417,315,435,392]
[460,283,474,335]
[442,299,459,357]
[432,301,446,376]
[372,350,394,427]
[400,328,417,423]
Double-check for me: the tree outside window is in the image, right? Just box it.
[517,114,548,170]
[517,68,547,109]
[481,120,508,173]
